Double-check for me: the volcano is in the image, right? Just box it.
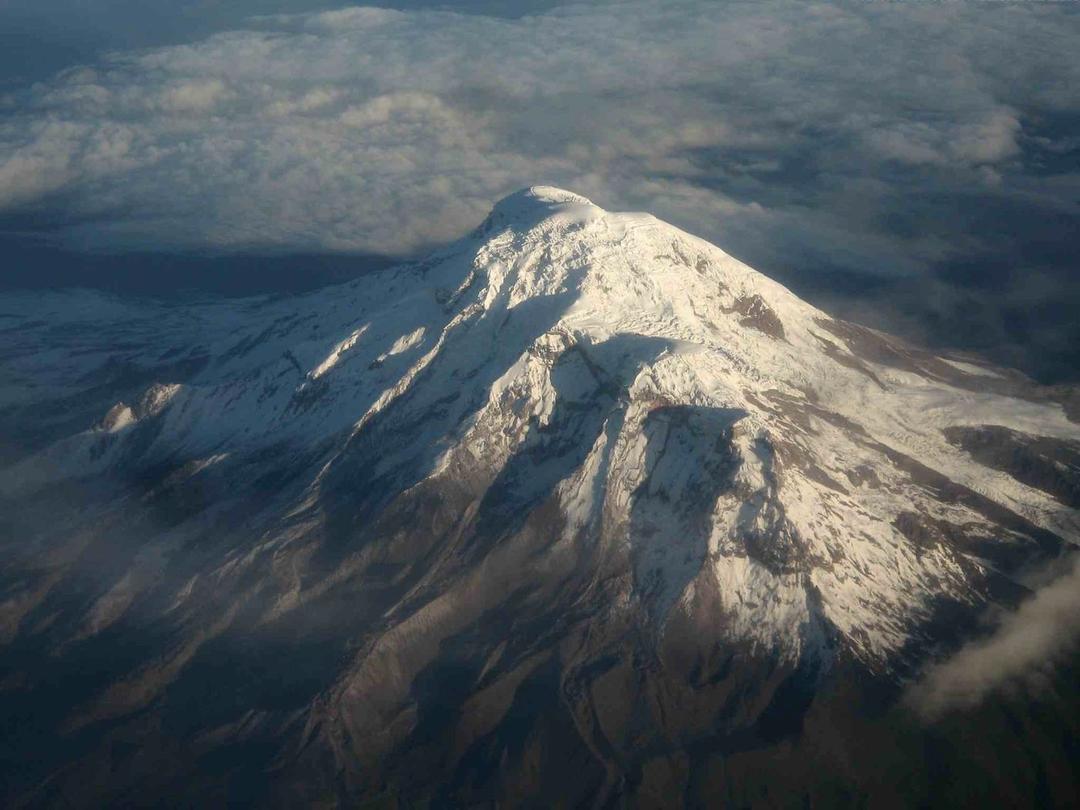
[1,187,1077,807]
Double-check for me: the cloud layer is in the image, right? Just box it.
[1,1,1078,377]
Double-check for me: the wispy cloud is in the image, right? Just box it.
[908,555,1080,721]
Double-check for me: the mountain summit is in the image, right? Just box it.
[1,188,1077,806]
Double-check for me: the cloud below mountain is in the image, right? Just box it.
[1,1,1078,379]
[909,556,1080,720]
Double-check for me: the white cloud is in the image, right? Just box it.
[908,556,1080,720]
[0,1,1076,260]
[864,107,1021,167]
[158,79,232,114]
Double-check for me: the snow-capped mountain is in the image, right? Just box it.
[1,187,1077,807]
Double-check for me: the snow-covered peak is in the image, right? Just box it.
[475,185,603,238]
[1,191,1077,674]
[493,185,596,216]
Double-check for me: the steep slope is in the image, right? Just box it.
[0,187,1077,807]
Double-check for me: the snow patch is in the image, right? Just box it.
[941,357,1005,379]
[376,326,426,363]
[311,324,369,378]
